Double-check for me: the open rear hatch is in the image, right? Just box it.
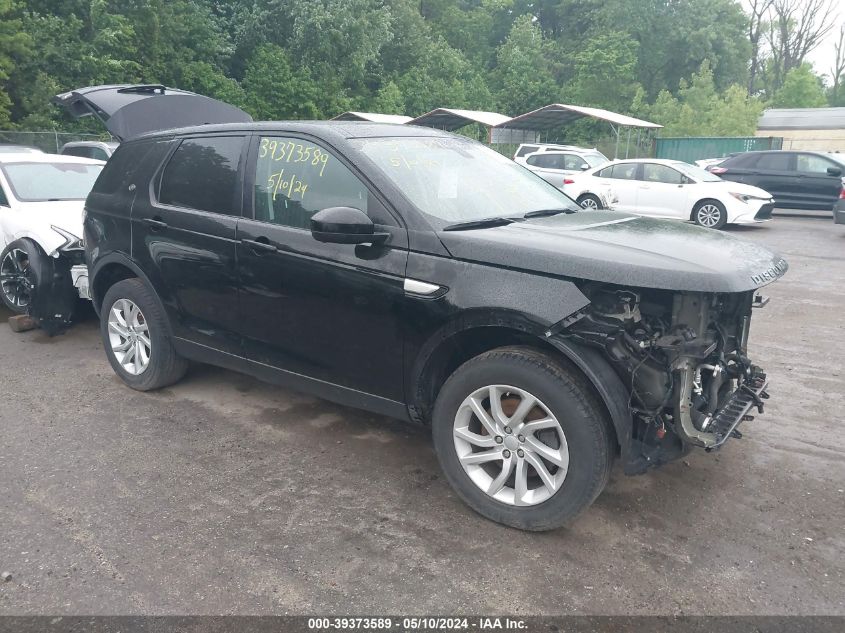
[53,84,253,141]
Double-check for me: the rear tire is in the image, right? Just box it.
[100,278,188,391]
[431,346,614,531]
[577,194,603,210]
[693,200,728,229]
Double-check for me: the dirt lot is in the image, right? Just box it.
[0,215,843,615]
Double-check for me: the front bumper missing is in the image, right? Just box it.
[706,374,769,450]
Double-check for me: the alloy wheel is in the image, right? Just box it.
[697,204,722,227]
[453,385,569,506]
[580,197,599,210]
[108,299,151,375]
[0,249,32,309]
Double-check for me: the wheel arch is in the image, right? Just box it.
[409,315,628,459]
[690,197,726,221]
[90,254,164,324]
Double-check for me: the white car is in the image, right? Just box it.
[567,159,775,229]
[522,149,614,208]
[514,143,607,166]
[0,153,103,328]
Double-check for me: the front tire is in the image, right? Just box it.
[100,278,188,391]
[0,239,37,314]
[432,346,614,531]
[577,194,603,210]
[693,200,727,229]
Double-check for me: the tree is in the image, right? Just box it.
[562,31,640,112]
[639,62,763,136]
[764,0,837,94]
[830,24,845,106]
[771,63,828,108]
[491,15,558,115]
[0,0,32,127]
[747,0,774,96]
[241,44,322,120]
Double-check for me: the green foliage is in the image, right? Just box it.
[771,64,828,109]
[637,62,764,137]
[2,0,829,139]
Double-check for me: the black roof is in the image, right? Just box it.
[130,121,451,143]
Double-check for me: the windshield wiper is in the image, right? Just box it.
[522,208,578,219]
[442,216,520,231]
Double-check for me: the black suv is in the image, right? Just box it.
[84,122,787,530]
[711,150,845,210]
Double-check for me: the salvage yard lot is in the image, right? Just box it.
[0,216,843,615]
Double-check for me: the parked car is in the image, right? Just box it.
[709,150,845,211]
[570,159,774,229]
[0,144,43,154]
[83,118,786,530]
[522,148,610,192]
[695,153,737,169]
[514,143,608,166]
[60,140,119,161]
[0,153,104,328]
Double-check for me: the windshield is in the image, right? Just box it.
[352,136,580,227]
[0,162,103,201]
[672,161,723,182]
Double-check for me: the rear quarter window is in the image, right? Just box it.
[91,141,156,195]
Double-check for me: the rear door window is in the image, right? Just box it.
[642,163,684,184]
[603,163,638,180]
[159,136,245,215]
[526,154,561,169]
[755,153,792,171]
[516,145,539,157]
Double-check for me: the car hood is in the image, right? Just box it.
[437,211,787,292]
[15,200,85,255]
[711,180,772,198]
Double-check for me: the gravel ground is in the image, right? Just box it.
[0,215,843,615]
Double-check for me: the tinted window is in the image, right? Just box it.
[92,141,158,195]
[796,154,836,174]
[601,163,638,180]
[562,154,590,170]
[62,146,92,159]
[253,136,378,230]
[526,154,561,168]
[755,153,791,171]
[642,163,684,184]
[0,184,8,206]
[159,136,244,215]
[90,147,109,161]
[516,145,539,157]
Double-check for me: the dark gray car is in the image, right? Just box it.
[711,150,845,210]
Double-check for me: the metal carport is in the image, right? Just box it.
[330,111,413,124]
[493,103,662,159]
[407,108,511,141]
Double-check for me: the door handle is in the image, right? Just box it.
[241,238,278,254]
[142,217,167,231]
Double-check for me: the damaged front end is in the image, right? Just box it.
[25,230,87,336]
[562,284,772,473]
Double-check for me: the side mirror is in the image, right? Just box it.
[310,206,388,245]
[827,166,842,177]
[579,163,590,171]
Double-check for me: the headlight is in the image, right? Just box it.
[51,225,83,251]
[729,192,770,204]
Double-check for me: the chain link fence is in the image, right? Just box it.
[0,130,111,154]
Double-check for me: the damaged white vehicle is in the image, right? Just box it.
[0,153,103,331]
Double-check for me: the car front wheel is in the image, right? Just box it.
[693,200,727,229]
[0,239,36,314]
[100,278,188,391]
[577,194,603,210]
[432,346,614,531]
